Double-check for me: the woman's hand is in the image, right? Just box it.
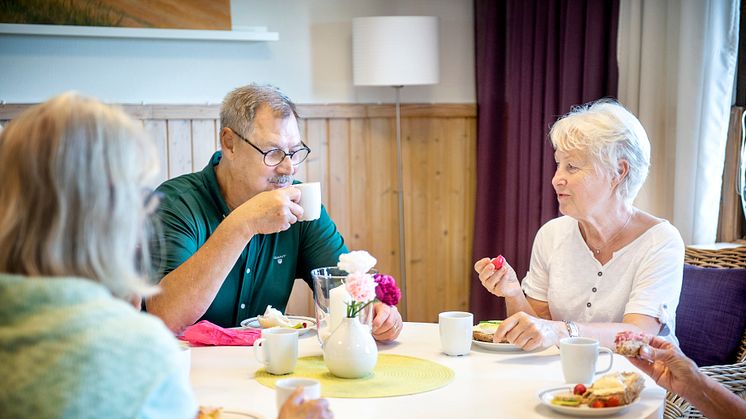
[474,258,522,298]
[627,336,700,399]
[494,312,563,351]
[278,387,333,419]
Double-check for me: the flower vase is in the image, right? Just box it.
[322,317,378,378]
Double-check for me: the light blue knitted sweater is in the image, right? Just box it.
[0,274,197,418]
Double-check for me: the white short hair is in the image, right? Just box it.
[0,92,159,298]
[549,99,651,203]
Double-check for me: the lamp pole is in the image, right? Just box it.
[394,85,407,318]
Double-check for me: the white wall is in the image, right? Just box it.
[0,0,474,104]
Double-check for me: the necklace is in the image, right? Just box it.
[588,211,634,255]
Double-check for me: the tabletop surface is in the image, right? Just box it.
[189,322,665,419]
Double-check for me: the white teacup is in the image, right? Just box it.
[560,337,614,384]
[438,311,473,356]
[176,340,191,382]
[275,378,321,410]
[254,328,299,375]
[295,182,321,221]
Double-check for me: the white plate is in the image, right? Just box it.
[472,339,523,352]
[538,386,634,417]
[239,315,316,336]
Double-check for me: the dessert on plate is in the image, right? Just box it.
[550,371,645,408]
[197,406,223,419]
[582,371,645,406]
[614,331,650,357]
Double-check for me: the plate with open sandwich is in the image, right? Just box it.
[240,305,316,336]
[538,371,644,417]
[471,320,523,352]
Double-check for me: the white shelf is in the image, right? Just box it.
[0,23,278,42]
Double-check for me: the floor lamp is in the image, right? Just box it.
[352,16,439,318]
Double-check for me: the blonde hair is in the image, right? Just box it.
[549,99,651,203]
[220,83,298,136]
[0,92,159,298]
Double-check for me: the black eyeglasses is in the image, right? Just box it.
[230,128,311,167]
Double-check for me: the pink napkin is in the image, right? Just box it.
[179,320,261,346]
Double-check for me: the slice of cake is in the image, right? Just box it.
[614,331,650,357]
[582,372,645,406]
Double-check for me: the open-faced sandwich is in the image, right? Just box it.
[583,371,645,406]
[614,331,650,357]
[472,320,509,343]
[551,371,645,408]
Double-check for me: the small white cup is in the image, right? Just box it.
[275,378,321,410]
[254,328,299,375]
[176,340,191,382]
[560,337,614,384]
[438,311,474,356]
[295,182,321,221]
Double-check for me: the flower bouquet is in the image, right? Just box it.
[311,250,401,378]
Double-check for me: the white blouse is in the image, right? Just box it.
[521,216,684,344]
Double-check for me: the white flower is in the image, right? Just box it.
[337,250,377,274]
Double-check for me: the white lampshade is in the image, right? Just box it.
[353,16,439,86]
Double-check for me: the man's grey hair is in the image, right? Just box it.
[220,83,298,136]
[549,99,651,203]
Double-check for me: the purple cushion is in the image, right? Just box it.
[676,265,746,366]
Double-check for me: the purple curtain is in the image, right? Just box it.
[471,0,619,320]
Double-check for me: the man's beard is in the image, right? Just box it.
[269,175,293,187]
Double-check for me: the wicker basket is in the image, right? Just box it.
[664,246,746,419]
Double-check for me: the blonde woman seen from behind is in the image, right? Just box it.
[0,92,198,418]
[0,92,333,419]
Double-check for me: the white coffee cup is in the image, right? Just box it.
[275,378,321,410]
[438,311,474,356]
[254,328,299,375]
[176,340,191,382]
[560,337,614,384]
[295,182,321,221]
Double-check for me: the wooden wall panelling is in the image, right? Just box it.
[345,118,370,252]
[142,120,169,187]
[167,120,193,178]
[191,119,218,170]
[326,119,351,243]
[365,118,403,313]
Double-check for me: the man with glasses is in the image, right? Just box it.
[146,84,403,342]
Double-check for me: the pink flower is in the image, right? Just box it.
[345,272,378,303]
[374,274,401,306]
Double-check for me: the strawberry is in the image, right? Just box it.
[491,255,505,270]
[573,384,586,395]
[590,400,606,408]
[605,397,620,407]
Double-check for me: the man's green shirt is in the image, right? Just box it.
[152,151,347,327]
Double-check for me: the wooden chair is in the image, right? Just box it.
[664,246,746,419]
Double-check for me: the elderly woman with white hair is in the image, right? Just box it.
[474,99,684,351]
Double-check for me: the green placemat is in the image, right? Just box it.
[255,354,454,398]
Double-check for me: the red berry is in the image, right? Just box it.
[590,400,606,408]
[573,384,587,395]
[605,397,620,407]
[491,255,505,270]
